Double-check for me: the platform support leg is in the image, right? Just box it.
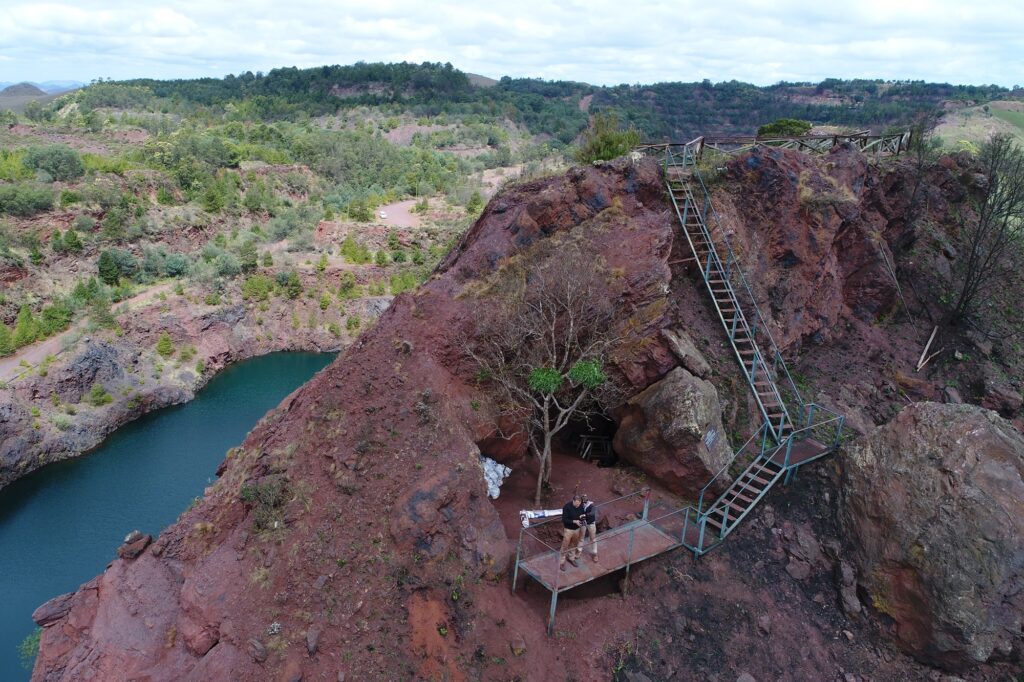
[547,591,559,636]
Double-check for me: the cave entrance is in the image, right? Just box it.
[485,412,625,542]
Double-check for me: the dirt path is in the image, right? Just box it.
[375,199,421,228]
[0,282,173,384]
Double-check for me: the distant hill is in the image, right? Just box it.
[0,82,46,96]
[466,73,497,88]
[37,80,84,94]
[935,100,1024,149]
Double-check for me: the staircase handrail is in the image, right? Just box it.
[666,146,795,439]
[686,165,806,414]
[696,422,770,515]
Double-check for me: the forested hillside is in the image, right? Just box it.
[81,62,1023,141]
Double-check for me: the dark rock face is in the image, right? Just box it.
[838,402,1024,669]
[719,145,902,351]
[612,366,733,496]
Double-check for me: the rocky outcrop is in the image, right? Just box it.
[612,365,733,496]
[33,157,683,681]
[716,145,904,350]
[838,402,1024,669]
[0,296,347,490]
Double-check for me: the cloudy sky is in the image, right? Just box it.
[1,0,1021,87]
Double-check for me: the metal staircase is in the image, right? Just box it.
[659,139,847,555]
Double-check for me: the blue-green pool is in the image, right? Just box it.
[0,351,336,680]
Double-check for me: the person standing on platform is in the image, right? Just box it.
[580,494,598,563]
[559,494,585,570]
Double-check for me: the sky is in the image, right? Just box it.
[0,0,1022,87]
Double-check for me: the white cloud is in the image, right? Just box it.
[0,0,1020,87]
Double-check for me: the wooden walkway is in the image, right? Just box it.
[518,521,681,592]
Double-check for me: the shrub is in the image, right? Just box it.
[63,228,83,253]
[156,186,176,205]
[195,358,206,374]
[23,145,85,182]
[0,323,13,356]
[574,112,641,164]
[164,253,190,277]
[465,190,483,214]
[327,321,341,337]
[757,118,812,137]
[59,189,82,207]
[346,315,361,330]
[241,274,274,301]
[86,383,113,406]
[0,184,54,216]
[374,250,388,266]
[262,251,273,267]
[97,249,137,284]
[339,236,371,264]
[239,240,259,273]
[319,292,330,310]
[281,271,302,299]
[337,271,359,298]
[204,292,221,305]
[390,271,418,295]
[72,214,96,232]
[316,252,328,273]
[12,305,38,348]
[38,300,73,336]
[156,332,175,358]
[214,253,241,277]
[18,628,41,670]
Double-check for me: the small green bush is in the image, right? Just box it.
[155,332,175,358]
[757,118,812,138]
[23,145,85,182]
[0,184,54,216]
[87,383,113,406]
[241,274,274,301]
[574,112,641,164]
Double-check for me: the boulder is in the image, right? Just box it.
[612,367,733,496]
[33,592,75,627]
[660,328,711,378]
[838,402,1024,669]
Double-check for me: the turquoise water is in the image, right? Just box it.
[0,352,335,680]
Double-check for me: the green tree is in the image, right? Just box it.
[0,323,14,356]
[574,111,641,164]
[283,271,303,298]
[469,246,620,505]
[374,250,388,266]
[97,250,121,284]
[465,190,484,215]
[316,252,328,273]
[757,118,812,137]
[23,145,85,182]
[156,332,175,358]
[337,271,358,298]
[63,227,83,253]
[13,305,38,348]
[239,240,258,273]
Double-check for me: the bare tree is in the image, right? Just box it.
[949,134,1024,325]
[469,245,622,506]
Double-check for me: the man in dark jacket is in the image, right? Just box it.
[580,494,598,562]
[559,494,585,570]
